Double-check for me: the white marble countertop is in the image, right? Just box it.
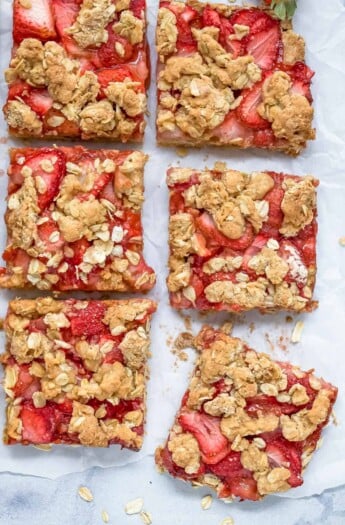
[0,459,344,525]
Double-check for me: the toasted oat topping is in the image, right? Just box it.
[5,100,42,135]
[156,326,338,500]
[156,7,178,57]
[282,30,305,65]
[113,10,144,45]
[258,71,315,154]
[65,0,116,48]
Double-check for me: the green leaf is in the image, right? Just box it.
[270,0,297,20]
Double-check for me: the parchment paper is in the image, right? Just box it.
[0,0,344,502]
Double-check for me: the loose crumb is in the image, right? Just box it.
[286,315,293,323]
[331,411,338,426]
[220,321,233,335]
[175,147,188,157]
[183,315,192,331]
[172,332,194,362]
[249,321,255,333]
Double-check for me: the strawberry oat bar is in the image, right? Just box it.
[156,326,338,500]
[3,0,148,142]
[156,1,315,155]
[167,164,318,313]
[0,147,155,292]
[2,297,156,448]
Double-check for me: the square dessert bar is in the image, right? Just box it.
[2,297,157,448]
[167,164,318,313]
[156,1,315,155]
[3,0,148,142]
[0,146,155,292]
[156,326,338,501]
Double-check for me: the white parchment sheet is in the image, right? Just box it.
[0,0,345,504]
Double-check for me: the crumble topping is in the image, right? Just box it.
[282,30,305,65]
[258,71,315,154]
[65,0,116,49]
[5,100,42,135]
[113,10,144,45]
[168,432,201,474]
[105,80,146,117]
[7,175,39,250]
[280,177,317,236]
[156,7,178,57]
[5,38,46,86]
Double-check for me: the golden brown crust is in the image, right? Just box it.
[3,297,156,448]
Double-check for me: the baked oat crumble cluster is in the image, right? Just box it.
[156,1,315,155]
[2,297,156,448]
[155,326,338,501]
[167,164,318,313]
[3,0,148,141]
[0,147,155,292]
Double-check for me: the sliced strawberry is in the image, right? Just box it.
[279,241,308,286]
[175,6,199,53]
[52,0,79,40]
[2,247,31,271]
[21,403,55,444]
[55,398,74,415]
[246,24,281,70]
[294,222,317,267]
[202,6,221,28]
[13,365,40,399]
[97,67,133,96]
[99,27,134,67]
[209,450,243,477]
[25,89,52,117]
[253,128,276,148]
[37,216,64,251]
[230,8,274,34]
[237,83,269,129]
[246,394,298,417]
[8,81,29,100]
[130,0,145,18]
[262,180,284,233]
[290,80,312,103]
[242,234,269,274]
[24,149,66,211]
[227,477,260,501]
[196,212,254,251]
[13,0,56,43]
[43,109,80,136]
[67,238,90,265]
[104,399,141,420]
[289,62,314,83]
[179,411,229,464]
[70,301,107,337]
[266,439,303,487]
[212,112,255,144]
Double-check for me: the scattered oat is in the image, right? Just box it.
[101,510,109,523]
[140,511,152,524]
[175,147,188,157]
[221,519,234,525]
[201,494,213,510]
[78,486,94,502]
[33,444,52,451]
[339,237,345,246]
[125,498,144,515]
[291,320,304,343]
